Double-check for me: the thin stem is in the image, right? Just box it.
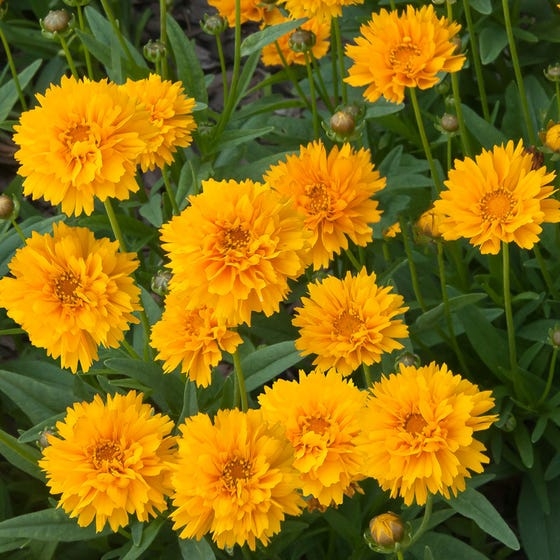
[162,166,181,216]
[344,247,363,271]
[396,550,405,560]
[330,18,339,103]
[449,71,472,157]
[502,242,517,371]
[0,26,27,110]
[462,0,490,121]
[10,218,27,244]
[408,87,442,192]
[304,51,319,138]
[362,363,373,388]
[104,199,128,252]
[408,494,433,547]
[233,349,248,412]
[58,34,79,79]
[536,345,559,407]
[159,0,168,78]
[120,337,141,360]
[399,217,427,312]
[0,328,26,336]
[311,53,335,112]
[76,5,94,79]
[501,0,537,144]
[215,33,229,100]
[274,42,312,112]
[332,17,347,105]
[99,0,137,69]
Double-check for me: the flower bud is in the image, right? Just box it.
[201,13,228,35]
[288,28,316,53]
[37,427,55,449]
[143,39,167,63]
[544,63,560,83]
[548,324,560,348]
[440,112,459,133]
[330,111,355,137]
[323,103,365,142]
[41,9,74,38]
[523,146,545,170]
[365,512,410,553]
[415,206,444,241]
[395,351,421,369]
[0,194,16,220]
[151,268,172,296]
[543,122,560,153]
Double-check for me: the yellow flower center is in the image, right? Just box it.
[480,189,515,223]
[184,308,204,335]
[54,271,82,306]
[304,415,330,435]
[221,225,251,252]
[305,183,331,215]
[404,413,427,435]
[389,37,421,73]
[222,456,252,492]
[90,440,124,472]
[333,310,363,337]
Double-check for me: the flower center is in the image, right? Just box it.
[222,456,252,492]
[304,415,330,435]
[389,37,421,72]
[333,310,363,337]
[90,440,124,471]
[54,271,82,306]
[305,183,331,215]
[68,124,91,143]
[184,308,205,335]
[222,225,251,252]
[404,413,427,435]
[480,189,515,223]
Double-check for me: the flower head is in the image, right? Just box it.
[362,362,497,506]
[170,408,303,551]
[264,141,385,270]
[150,288,243,387]
[543,122,560,153]
[208,0,280,26]
[13,75,154,216]
[39,391,176,532]
[258,369,370,506]
[0,223,140,373]
[280,0,364,21]
[261,17,330,67]
[160,178,309,325]
[292,268,409,376]
[345,5,465,104]
[433,140,560,254]
[120,74,197,171]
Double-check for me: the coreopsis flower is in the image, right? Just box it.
[160,178,309,325]
[207,0,280,26]
[0,223,140,373]
[170,408,303,551]
[39,391,177,532]
[150,288,243,387]
[345,5,465,104]
[264,141,385,270]
[261,17,330,67]
[258,369,370,507]
[280,0,364,21]
[362,361,497,506]
[292,268,409,376]
[433,140,560,254]
[120,74,197,171]
[13,75,154,216]
[415,205,444,241]
[542,122,560,153]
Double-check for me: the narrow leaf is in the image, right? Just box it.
[0,427,43,480]
[240,18,306,56]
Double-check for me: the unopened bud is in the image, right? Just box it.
[544,63,560,82]
[151,268,172,296]
[548,324,560,348]
[543,122,560,153]
[37,427,55,449]
[201,13,228,35]
[143,39,167,63]
[41,9,74,38]
[288,28,316,53]
[330,110,355,135]
[395,351,421,369]
[0,194,15,220]
[440,112,459,133]
[365,512,409,553]
[415,206,444,241]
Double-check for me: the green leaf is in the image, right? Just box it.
[178,536,216,560]
[479,23,508,64]
[0,59,42,123]
[0,508,111,542]
[410,532,489,560]
[514,421,534,469]
[461,104,507,149]
[414,293,487,331]
[0,427,43,480]
[469,0,493,14]
[243,341,303,392]
[240,18,306,56]
[447,487,520,550]
[120,518,166,560]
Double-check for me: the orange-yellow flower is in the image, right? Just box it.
[261,17,331,67]
[120,74,197,171]
[170,408,303,551]
[264,141,385,270]
[13,75,154,216]
[415,205,444,241]
[207,0,280,26]
[543,122,560,152]
[258,368,370,507]
[160,178,309,325]
[292,268,409,376]
[39,391,176,532]
[345,5,465,104]
[433,140,560,254]
[150,288,243,387]
[362,362,497,506]
[280,0,364,21]
[0,222,140,373]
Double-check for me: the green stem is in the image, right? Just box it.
[362,363,373,388]
[0,26,27,110]
[399,217,427,312]
[449,71,472,157]
[233,349,248,412]
[99,0,137,69]
[501,0,537,144]
[10,218,27,244]
[159,0,168,78]
[396,550,405,560]
[502,242,517,372]
[120,337,141,360]
[0,328,25,336]
[162,166,181,216]
[533,244,560,300]
[332,17,347,105]
[274,42,312,112]
[407,494,433,547]
[304,51,319,138]
[344,247,363,271]
[104,199,127,252]
[215,33,229,100]
[330,18,339,103]
[462,0,490,121]
[311,53,335,112]
[76,5,94,79]
[58,34,79,79]
[536,345,559,406]
[408,87,442,192]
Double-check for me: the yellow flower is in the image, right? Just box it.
[39,391,177,532]
[160,178,309,325]
[433,140,560,254]
[261,17,331,67]
[0,222,140,373]
[382,222,401,239]
[280,0,364,21]
[264,141,385,270]
[13,76,154,216]
[150,288,243,387]
[415,205,444,241]
[544,122,560,152]
[292,268,409,376]
[345,5,465,104]
[170,408,303,551]
[207,0,279,26]
[362,362,497,506]
[120,74,197,171]
[258,369,370,507]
